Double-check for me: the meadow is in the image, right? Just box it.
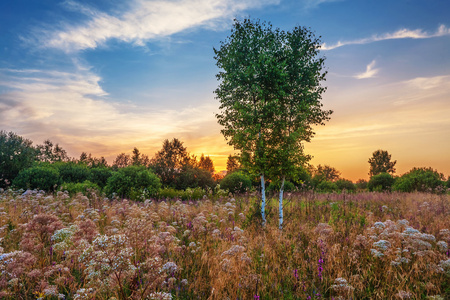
[0,189,448,299]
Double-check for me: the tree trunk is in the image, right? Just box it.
[279,176,285,230]
[261,173,266,226]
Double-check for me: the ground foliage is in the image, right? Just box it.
[0,189,448,299]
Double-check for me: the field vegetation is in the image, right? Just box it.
[0,189,448,299]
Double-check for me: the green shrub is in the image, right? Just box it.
[316,180,338,193]
[13,166,60,192]
[104,166,161,201]
[53,162,90,183]
[181,187,207,200]
[220,172,252,194]
[368,172,394,192]
[158,187,181,199]
[267,180,296,192]
[157,187,207,200]
[174,165,215,190]
[355,179,368,190]
[89,167,112,188]
[336,179,356,192]
[61,180,100,196]
[392,167,446,193]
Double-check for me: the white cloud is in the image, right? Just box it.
[0,67,222,158]
[322,24,450,50]
[403,75,450,90]
[304,0,343,8]
[41,0,279,52]
[354,60,379,79]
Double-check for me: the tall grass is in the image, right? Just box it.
[0,189,448,299]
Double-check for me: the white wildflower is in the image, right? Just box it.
[436,241,448,253]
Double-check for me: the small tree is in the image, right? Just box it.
[368,150,396,177]
[214,19,331,228]
[198,154,215,174]
[312,164,340,187]
[36,139,70,162]
[226,155,241,173]
[368,172,395,192]
[150,138,191,187]
[112,153,131,169]
[0,131,37,188]
[131,147,150,167]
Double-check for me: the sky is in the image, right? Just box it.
[1,0,449,181]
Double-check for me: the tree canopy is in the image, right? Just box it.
[0,131,37,188]
[368,149,396,177]
[214,19,331,227]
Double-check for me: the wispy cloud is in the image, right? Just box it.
[37,0,279,52]
[0,67,224,159]
[354,60,379,79]
[322,24,450,50]
[304,0,343,9]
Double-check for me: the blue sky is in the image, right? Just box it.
[1,0,449,180]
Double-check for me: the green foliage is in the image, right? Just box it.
[36,139,69,162]
[335,179,356,192]
[214,18,331,180]
[13,166,60,192]
[316,180,338,193]
[104,166,161,201]
[368,172,395,192]
[392,167,446,193]
[60,180,100,196]
[312,165,341,185]
[355,179,368,190]
[150,138,191,187]
[157,187,207,200]
[0,131,37,188]
[88,167,112,189]
[368,149,396,176]
[220,172,252,194]
[53,161,90,183]
[226,155,241,173]
[174,165,215,190]
[291,166,312,189]
[267,180,296,192]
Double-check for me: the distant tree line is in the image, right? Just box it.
[1,131,449,199]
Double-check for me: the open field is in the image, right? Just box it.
[0,190,449,299]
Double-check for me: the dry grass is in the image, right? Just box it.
[0,189,448,299]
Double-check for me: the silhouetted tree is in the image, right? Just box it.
[226,155,241,173]
[131,147,150,167]
[198,154,215,174]
[150,138,191,187]
[368,149,396,176]
[312,164,340,185]
[79,152,109,168]
[37,140,69,163]
[113,153,131,169]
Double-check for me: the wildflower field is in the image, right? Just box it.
[0,189,449,300]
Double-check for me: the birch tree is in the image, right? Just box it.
[214,19,331,228]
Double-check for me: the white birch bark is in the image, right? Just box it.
[261,173,266,226]
[279,176,285,230]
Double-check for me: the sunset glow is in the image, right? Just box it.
[1,0,449,181]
